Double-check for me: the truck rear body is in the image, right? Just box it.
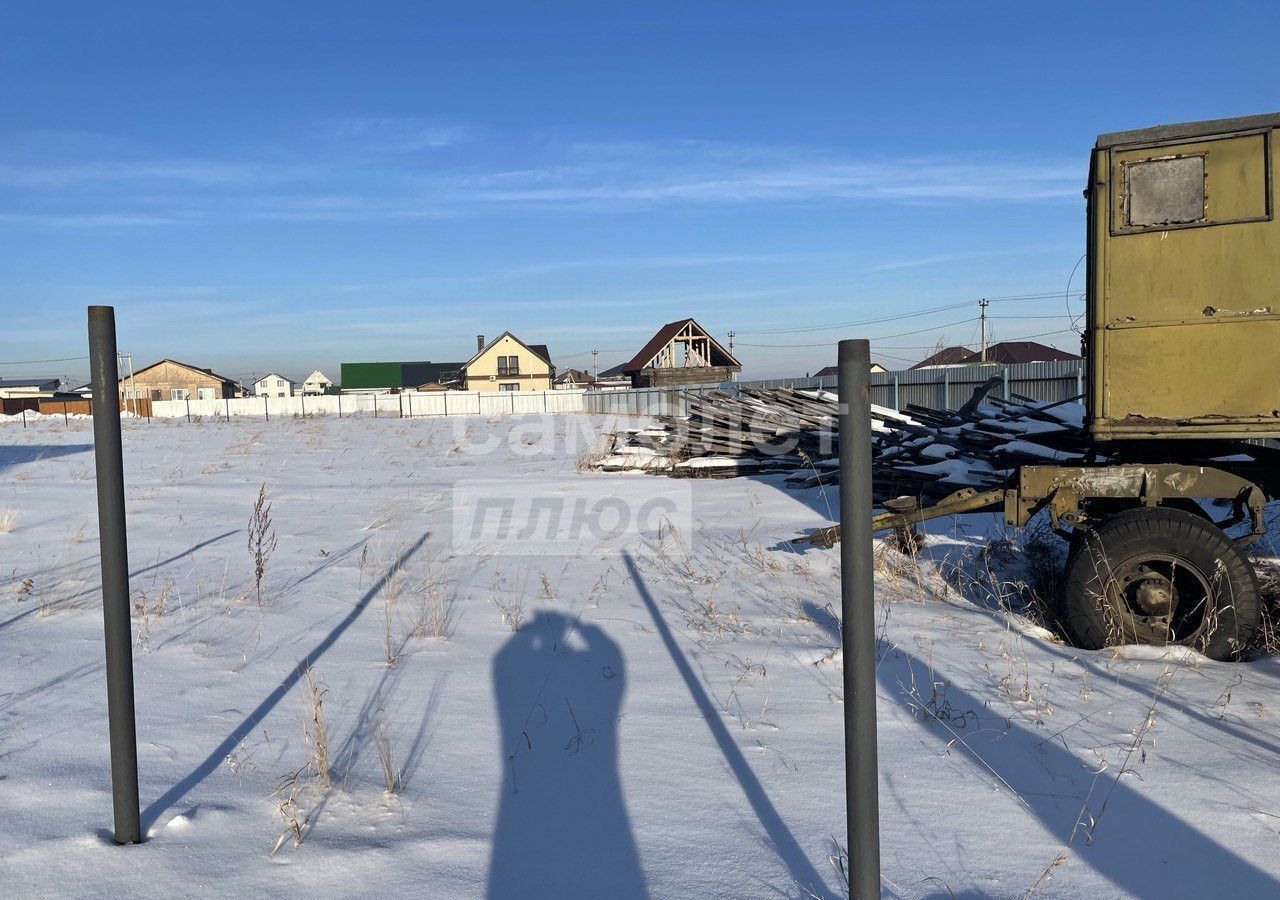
[1088,113,1280,440]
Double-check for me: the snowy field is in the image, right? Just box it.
[3,412,1280,899]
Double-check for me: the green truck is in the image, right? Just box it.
[831,113,1280,661]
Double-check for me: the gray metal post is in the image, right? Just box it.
[21,408,26,428]
[338,393,342,418]
[892,374,900,411]
[264,396,269,421]
[86,306,142,845]
[301,393,306,418]
[1076,364,1084,397]
[185,399,190,423]
[1003,366,1011,400]
[942,369,950,410]
[837,338,880,897]
[407,393,413,418]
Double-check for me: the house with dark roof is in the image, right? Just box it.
[461,332,554,392]
[119,359,238,401]
[617,318,741,387]
[910,340,1079,370]
[0,377,61,399]
[813,363,886,378]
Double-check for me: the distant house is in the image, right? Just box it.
[120,359,237,401]
[555,368,595,389]
[910,346,978,370]
[910,341,1079,369]
[0,377,60,399]
[300,370,333,395]
[617,318,741,388]
[253,373,295,398]
[971,341,1080,366]
[461,333,554,392]
[813,363,886,378]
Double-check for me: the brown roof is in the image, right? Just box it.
[977,341,1080,365]
[910,346,975,370]
[124,358,237,384]
[911,341,1080,369]
[620,318,741,373]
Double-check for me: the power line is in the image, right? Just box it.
[0,354,91,365]
[736,316,979,348]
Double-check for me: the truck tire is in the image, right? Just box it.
[1061,507,1259,661]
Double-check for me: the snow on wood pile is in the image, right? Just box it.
[593,386,1092,500]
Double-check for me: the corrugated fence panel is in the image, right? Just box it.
[149,390,587,420]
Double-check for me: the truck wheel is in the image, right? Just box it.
[1061,507,1259,661]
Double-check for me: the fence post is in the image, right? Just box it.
[511,392,516,414]
[64,401,70,425]
[264,396,269,421]
[837,338,881,897]
[407,393,413,418]
[543,391,547,412]
[443,392,449,417]
[225,396,230,419]
[892,375,900,411]
[942,369,950,410]
[338,393,342,418]
[301,393,306,418]
[1003,366,1011,400]
[86,306,142,845]
[1076,364,1084,398]
[22,408,27,428]
[399,394,404,418]
[185,399,191,423]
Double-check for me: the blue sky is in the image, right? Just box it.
[2,1,1277,384]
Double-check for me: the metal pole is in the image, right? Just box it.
[64,401,70,425]
[301,393,305,418]
[22,407,27,428]
[86,306,142,845]
[264,396,269,422]
[407,393,413,418]
[443,391,448,417]
[338,393,342,418]
[185,398,190,423]
[837,338,880,897]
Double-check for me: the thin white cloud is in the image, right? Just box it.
[0,130,1080,230]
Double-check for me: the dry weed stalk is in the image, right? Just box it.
[372,710,401,795]
[0,509,18,534]
[270,766,308,855]
[302,665,331,788]
[247,483,277,605]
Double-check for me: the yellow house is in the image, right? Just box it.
[461,332,554,392]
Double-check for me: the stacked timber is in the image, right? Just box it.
[592,386,1092,501]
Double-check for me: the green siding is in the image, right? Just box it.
[340,361,430,390]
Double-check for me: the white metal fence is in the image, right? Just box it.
[583,360,1085,416]
[150,389,587,420]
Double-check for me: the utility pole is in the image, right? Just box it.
[592,349,599,381]
[728,330,735,354]
[979,298,989,362]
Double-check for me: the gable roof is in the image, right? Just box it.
[555,368,595,383]
[620,318,741,373]
[462,332,552,370]
[977,340,1080,365]
[253,372,293,385]
[910,346,975,370]
[125,358,236,384]
[304,370,332,383]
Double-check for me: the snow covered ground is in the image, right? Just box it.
[3,412,1280,898]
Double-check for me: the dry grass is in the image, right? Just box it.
[247,483,277,605]
[0,509,18,534]
[302,665,331,788]
[372,710,401,795]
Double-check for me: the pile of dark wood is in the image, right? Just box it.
[593,384,1091,500]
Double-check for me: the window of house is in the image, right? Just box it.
[499,382,519,392]
[197,387,215,400]
[171,388,190,400]
[497,355,520,376]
